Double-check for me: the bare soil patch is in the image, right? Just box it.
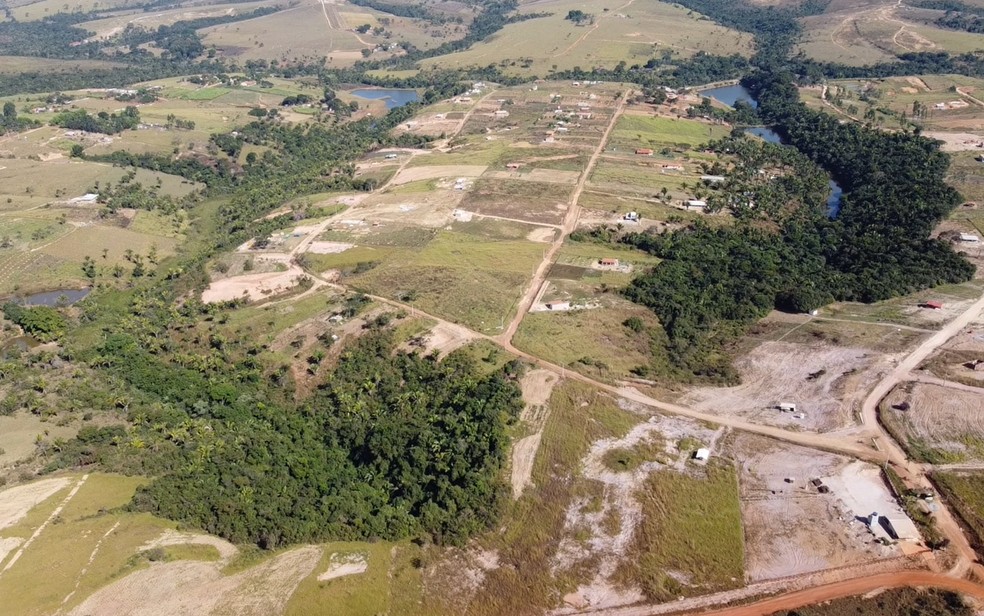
[67,545,322,616]
[0,478,70,530]
[732,433,898,583]
[681,341,880,432]
[142,530,238,565]
[511,369,560,499]
[202,264,307,303]
[923,132,984,152]
[414,321,477,357]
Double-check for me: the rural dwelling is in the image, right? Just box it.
[959,233,980,242]
[694,448,710,461]
[701,175,726,184]
[934,103,947,111]
[636,148,654,155]
[506,163,523,170]
[456,97,472,103]
[385,153,398,160]
[879,515,920,541]
[662,164,684,172]
[494,109,510,118]
[687,199,707,208]
[599,258,620,267]
[546,301,570,311]
[778,402,797,413]
[577,112,593,119]
[923,301,944,310]
[624,211,639,222]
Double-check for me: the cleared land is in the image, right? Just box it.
[732,433,900,583]
[420,0,754,75]
[881,381,984,464]
[796,1,984,66]
[681,341,885,432]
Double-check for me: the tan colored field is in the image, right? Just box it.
[881,381,984,462]
[681,341,885,432]
[202,262,308,303]
[0,477,70,530]
[389,164,487,186]
[0,413,77,470]
[421,0,754,75]
[797,1,984,65]
[731,433,899,583]
[79,1,282,39]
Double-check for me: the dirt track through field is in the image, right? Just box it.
[497,90,630,347]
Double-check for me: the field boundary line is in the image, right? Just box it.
[0,474,89,577]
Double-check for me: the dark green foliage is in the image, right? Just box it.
[52,106,140,134]
[0,101,38,135]
[2,303,68,341]
[622,75,973,380]
[125,332,523,546]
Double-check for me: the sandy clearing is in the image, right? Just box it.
[389,165,487,186]
[317,552,368,581]
[0,477,71,530]
[821,461,918,541]
[305,241,353,254]
[201,264,307,303]
[511,370,560,499]
[67,545,322,616]
[418,321,478,357]
[682,341,880,432]
[732,433,898,583]
[923,131,984,151]
[0,537,23,565]
[142,530,239,565]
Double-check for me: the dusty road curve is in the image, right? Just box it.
[687,572,984,616]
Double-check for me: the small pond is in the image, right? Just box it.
[703,85,843,217]
[350,88,419,109]
[17,288,91,306]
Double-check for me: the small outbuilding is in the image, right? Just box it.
[694,448,710,461]
[959,233,980,242]
[923,301,944,310]
[778,402,797,413]
[599,258,619,267]
[636,148,654,155]
[687,199,706,208]
[624,211,639,222]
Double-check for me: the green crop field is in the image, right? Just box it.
[610,114,731,150]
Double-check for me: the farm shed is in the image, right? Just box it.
[599,258,619,267]
[778,402,797,413]
[923,301,944,310]
[687,199,706,208]
[694,448,710,461]
[701,175,726,183]
[959,233,980,242]
[635,148,654,155]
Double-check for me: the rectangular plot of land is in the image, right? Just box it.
[459,178,571,225]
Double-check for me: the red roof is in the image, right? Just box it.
[924,301,944,309]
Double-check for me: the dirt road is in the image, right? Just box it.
[496,90,630,346]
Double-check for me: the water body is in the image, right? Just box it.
[351,88,419,110]
[15,288,91,307]
[701,83,758,109]
[701,84,843,217]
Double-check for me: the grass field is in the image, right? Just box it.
[419,0,753,75]
[610,114,731,150]
[514,302,663,382]
[931,472,984,561]
[0,56,124,74]
[284,542,423,616]
[0,474,171,616]
[615,461,744,602]
[349,231,543,333]
[78,0,283,39]
[7,0,138,20]
[424,381,639,615]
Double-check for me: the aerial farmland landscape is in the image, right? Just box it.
[3,0,984,614]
